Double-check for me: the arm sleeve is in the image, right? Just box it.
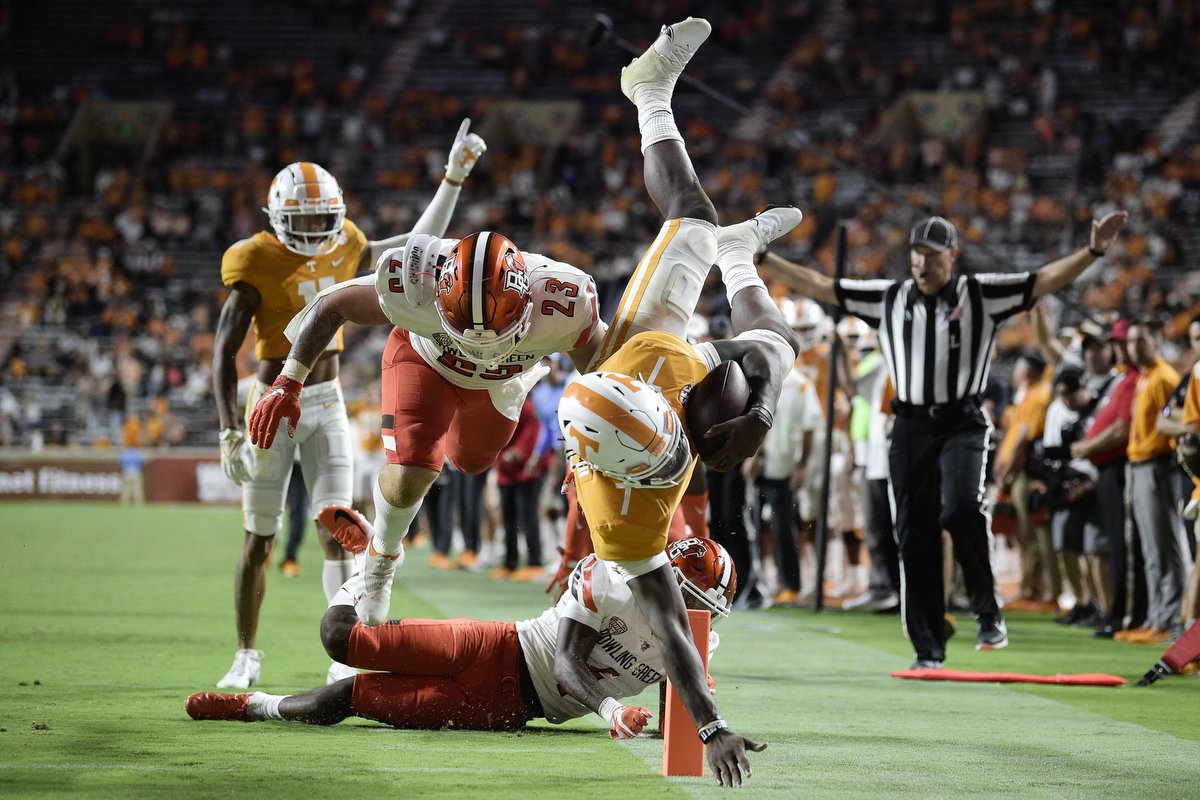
[974,272,1037,322]
[834,279,892,328]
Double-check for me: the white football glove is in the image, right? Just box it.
[218,428,253,486]
[444,118,486,183]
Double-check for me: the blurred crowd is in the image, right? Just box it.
[0,0,1198,489]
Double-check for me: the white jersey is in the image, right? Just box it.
[374,238,600,390]
[517,554,718,725]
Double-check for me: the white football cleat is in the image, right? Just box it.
[356,540,404,626]
[621,17,712,102]
[721,206,804,249]
[216,648,261,689]
[326,660,358,685]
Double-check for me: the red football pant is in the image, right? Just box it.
[348,618,528,730]
[380,328,517,474]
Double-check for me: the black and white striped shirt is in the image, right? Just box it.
[835,272,1036,405]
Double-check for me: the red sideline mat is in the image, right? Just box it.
[891,668,1126,686]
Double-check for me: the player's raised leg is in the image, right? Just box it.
[718,206,805,342]
[621,16,716,225]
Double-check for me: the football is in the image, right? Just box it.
[1178,432,1200,480]
[683,360,751,460]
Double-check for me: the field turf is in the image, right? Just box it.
[1,503,1197,798]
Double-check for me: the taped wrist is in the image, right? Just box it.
[280,358,311,383]
[598,696,624,724]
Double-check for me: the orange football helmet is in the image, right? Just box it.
[264,162,346,256]
[668,537,737,618]
[435,231,533,367]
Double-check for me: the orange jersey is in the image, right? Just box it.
[221,219,367,360]
[997,379,1052,466]
[1128,358,1179,463]
[796,342,832,412]
[572,331,711,562]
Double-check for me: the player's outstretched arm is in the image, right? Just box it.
[248,280,387,449]
[757,250,838,305]
[626,564,766,787]
[552,618,652,739]
[212,282,259,483]
[360,118,488,270]
[1031,210,1128,300]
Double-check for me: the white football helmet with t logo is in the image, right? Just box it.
[264,162,346,257]
[558,371,692,490]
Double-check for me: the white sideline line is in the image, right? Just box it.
[0,763,577,775]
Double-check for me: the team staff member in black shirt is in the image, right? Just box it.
[760,210,1128,667]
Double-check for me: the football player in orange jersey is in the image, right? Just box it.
[212,121,487,690]
[550,18,807,788]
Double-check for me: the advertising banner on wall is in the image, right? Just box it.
[0,450,238,504]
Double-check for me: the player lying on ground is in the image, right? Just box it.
[187,537,734,737]
[550,17,804,788]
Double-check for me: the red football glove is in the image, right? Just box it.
[544,546,578,599]
[607,704,652,739]
[249,375,303,449]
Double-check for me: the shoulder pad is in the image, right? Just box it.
[378,234,444,309]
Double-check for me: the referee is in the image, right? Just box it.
[761,210,1128,667]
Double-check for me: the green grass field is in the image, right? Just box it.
[1,502,1197,799]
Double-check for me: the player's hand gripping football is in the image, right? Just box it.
[444,118,487,184]
[705,727,768,788]
[218,428,252,485]
[249,375,303,449]
[702,413,770,473]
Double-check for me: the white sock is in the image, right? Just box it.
[716,234,767,301]
[636,99,682,153]
[372,480,421,555]
[246,691,286,721]
[322,558,352,603]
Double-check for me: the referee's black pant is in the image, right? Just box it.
[889,406,1001,662]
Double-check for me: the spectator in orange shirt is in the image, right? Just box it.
[993,351,1059,609]
[1118,319,1188,644]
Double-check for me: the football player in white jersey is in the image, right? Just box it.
[211,121,486,690]
[248,216,605,633]
[185,537,734,740]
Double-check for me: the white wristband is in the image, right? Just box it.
[732,329,797,377]
[280,358,311,383]
[597,696,623,723]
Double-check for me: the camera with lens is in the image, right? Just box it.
[1027,418,1092,513]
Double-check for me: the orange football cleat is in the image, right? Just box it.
[428,552,455,570]
[487,566,513,581]
[317,506,372,554]
[510,566,546,583]
[186,692,251,721]
[456,550,480,571]
[280,559,302,577]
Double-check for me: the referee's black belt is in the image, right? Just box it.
[891,396,982,421]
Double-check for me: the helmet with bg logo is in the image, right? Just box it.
[668,537,736,618]
[435,231,533,368]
